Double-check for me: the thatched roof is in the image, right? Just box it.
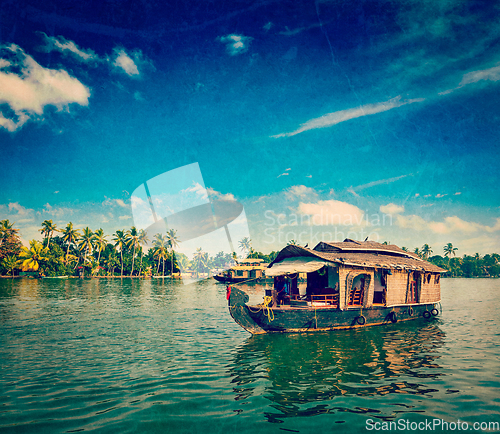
[269,239,446,273]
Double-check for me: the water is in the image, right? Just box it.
[0,278,499,433]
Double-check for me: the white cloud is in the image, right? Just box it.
[271,96,425,138]
[112,48,140,76]
[395,214,428,231]
[0,202,35,225]
[39,33,98,62]
[42,203,74,218]
[439,64,500,95]
[0,44,90,131]
[183,182,209,201]
[7,202,34,217]
[396,214,500,234]
[285,185,318,201]
[218,34,252,55]
[297,199,365,226]
[38,33,152,80]
[460,235,500,254]
[459,64,500,87]
[277,172,289,178]
[115,199,128,208]
[380,203,405,215]
[103,198,129,208]
[118,215,131,220]
[350,174,411,193]
[207,187,236,202]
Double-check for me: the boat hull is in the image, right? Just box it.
[228,287,440,334]
[213,274,260,283]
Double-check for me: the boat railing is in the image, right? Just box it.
[310,294,339,307]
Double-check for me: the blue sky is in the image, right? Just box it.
[1,0,499,256]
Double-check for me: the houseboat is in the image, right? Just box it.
[228,239,445,334]
[214,258,269,283]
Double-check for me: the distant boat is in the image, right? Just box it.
[153,275,171,278]
[213,258,269,283]
[42,276,69,279]
[228,239,445,334]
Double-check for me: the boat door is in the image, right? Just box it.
[408,272,420,303]
[373,270,387,305]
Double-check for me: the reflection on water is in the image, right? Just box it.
[230,322,446,423]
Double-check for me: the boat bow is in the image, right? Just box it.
[228,286,266,334]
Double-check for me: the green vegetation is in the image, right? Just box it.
[1,221,498,278]
[0,220,268,278]
[405,243,500,278]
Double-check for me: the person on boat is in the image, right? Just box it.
[275,276,290,306]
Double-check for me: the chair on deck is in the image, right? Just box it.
[348,287,364,306]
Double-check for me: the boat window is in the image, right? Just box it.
[373,271,386,304]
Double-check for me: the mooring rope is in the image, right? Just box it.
[247,296,274,322]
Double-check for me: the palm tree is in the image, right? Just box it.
[78,227,94,268]
[166,228,180,275]
[18,240,49,272]
[137,229,149,276]
[61,223,80,264]
[112,230,127,277]
[126,226,140,276]
[93,229,107,266]
[421,244,432,260]
[414,247,422,259]
[0,219,16,249]
[40,220,58,249]
[153,234,168,276]
[192,247,208,278]
[90,259,104,277]
[0,219,21,261]
[176,255,190,275]
[287,239,298,246]
[443,243,458,259]
[104,254,119,276]
[2,255,17,277]
[238,237,252,257]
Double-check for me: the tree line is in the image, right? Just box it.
[401,242,500,278]
[0,220,256,278]
[0,220,498,278]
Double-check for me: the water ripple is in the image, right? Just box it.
[0,278,499,433]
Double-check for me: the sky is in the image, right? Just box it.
[1,0,499,257]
